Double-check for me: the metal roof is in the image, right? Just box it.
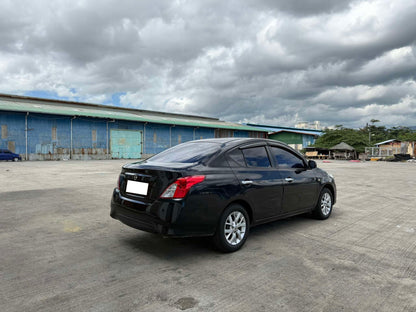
[0,94,265,132]
[270,129,321,136]
[374,139,400,146]
[246,123,323,136]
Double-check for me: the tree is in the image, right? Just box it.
[313,122,416,153]
[314,127,368,153]
[388,126,416,141]
[360,121,387,145]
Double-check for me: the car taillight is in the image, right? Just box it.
[160,176,205,199]
[116,176,121,190]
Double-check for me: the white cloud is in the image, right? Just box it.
[0,0,416,128]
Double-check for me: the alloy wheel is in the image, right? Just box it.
[320,192,332,216]
[224,211,246,246]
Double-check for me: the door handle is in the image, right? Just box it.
[285,177,294,183]
[241,180,253,185]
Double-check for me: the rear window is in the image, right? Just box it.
[149,142,219,163]
[227,149,246,167]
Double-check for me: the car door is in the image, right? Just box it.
[227,144,284,221]
[268,145,320,214]
[0,150,7,160]
[4,150,12,160]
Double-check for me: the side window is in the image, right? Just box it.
[241,146,271,168]
[210,154,229,167]
[227,148,246,167]
[270,146,305,169]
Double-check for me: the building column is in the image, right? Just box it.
[25,112,29,160]
[70,117,76,159]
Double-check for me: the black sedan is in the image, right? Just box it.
[111,138,336,252]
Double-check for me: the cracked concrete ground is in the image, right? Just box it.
[0,160,415,311]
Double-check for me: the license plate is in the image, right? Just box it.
[126,180,149,196]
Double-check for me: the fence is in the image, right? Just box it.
[365,142,415,157]
[365,147,402,157]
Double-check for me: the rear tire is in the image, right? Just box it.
[213,204,249,253]
[313,188,333,220]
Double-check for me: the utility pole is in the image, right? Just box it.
[368,127,372,156]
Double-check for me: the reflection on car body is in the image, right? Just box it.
[111,138,336,252]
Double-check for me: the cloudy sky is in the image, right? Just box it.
[1,0,416,128]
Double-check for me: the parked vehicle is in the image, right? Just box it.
[110,138,336,252]
[0,149,21,161]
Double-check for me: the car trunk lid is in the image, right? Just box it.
[119,161,197,203]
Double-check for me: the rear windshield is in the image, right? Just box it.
[148,142,220,163]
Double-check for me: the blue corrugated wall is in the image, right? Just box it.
[302,134,316,148]
[72,118,106,149]
[171,125,194,146]
[28,114,71,156]
[0,111,254,160]
[233,130,250,138]
[195,127,215,140]
[145,123,170,154]
[0,112,26,154]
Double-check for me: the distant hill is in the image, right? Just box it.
[409,126,416,130]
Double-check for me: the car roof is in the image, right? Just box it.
[193,138,310,162]
[187,138,290,149]
[185,138,305,158]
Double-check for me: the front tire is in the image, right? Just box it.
[13,158,19,162]
[213,204,249,252]
[313,188,333,220]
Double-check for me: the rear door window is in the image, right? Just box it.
[269,146,305,169]
[241,146,271,168]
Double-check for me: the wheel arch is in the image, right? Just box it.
[225,199,253,225]
[321,184,335,203]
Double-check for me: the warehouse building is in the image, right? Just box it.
[247,124,323,151]
[0,94,267,160]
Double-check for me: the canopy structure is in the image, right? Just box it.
[330,142,357,159]
[330,142,355,151]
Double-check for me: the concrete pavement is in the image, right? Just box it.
[0,160,415,311]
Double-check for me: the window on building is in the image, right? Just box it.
[8,141,15,153]
[92,130,97,142]
[1,125,7,139]
[52,127,57,141]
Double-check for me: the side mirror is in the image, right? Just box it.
[308,160,317,169]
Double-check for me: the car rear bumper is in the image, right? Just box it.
[110,188,216,237]
[111,201,163,234]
